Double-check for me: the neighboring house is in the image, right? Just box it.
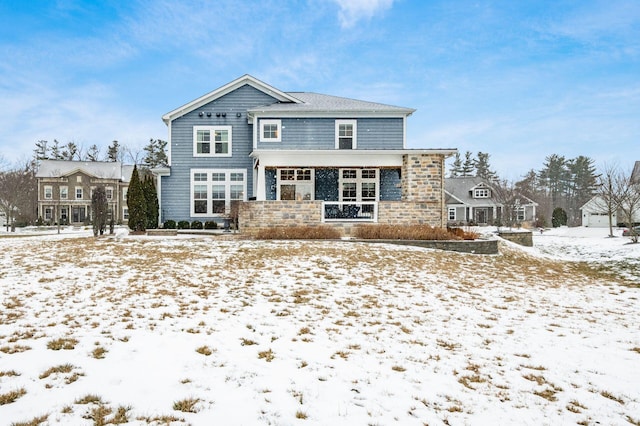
[445,177,538,226]
[580,196,617,227]
[35,160,133,225]
[582,160,640,227]
[154,74,456,236]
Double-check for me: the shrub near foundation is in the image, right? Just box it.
[354,224,478,240]
[255,226,341,240]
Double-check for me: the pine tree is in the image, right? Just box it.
[538,154,569,210]
[62,142,78,161]
[127,165,146,232]
[107,140,121,162]
[566,156,598,225]
[143,175,159,229]
[87,144,100,161]
[142,139,169,169]
[33,140,49,163]
[50,139,64,160]
[449,152,463,177]
[474,152,498,181]
[461,151,475,177]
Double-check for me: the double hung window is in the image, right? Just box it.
[335,120,357,149]
[339,169,378,202]
[194,126,232,157]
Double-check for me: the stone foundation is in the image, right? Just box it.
[240,200,445,237]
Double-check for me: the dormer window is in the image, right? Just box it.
[474,188,490,198]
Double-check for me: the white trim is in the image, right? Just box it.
[276,168,315,201]
[189,169,247,217]
[448,207,456,221]
[193,126,232,157]
[259,119,282,142]
[335,119,357,149]
[44,185,53,200]
[251,149,456,168]
[162,74,300,123]
[338,168,379,202]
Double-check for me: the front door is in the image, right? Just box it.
[475,208,488,224]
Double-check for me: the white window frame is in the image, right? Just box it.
[122,188,128,201]
[60,186,68,200]
[448,207,456,221]
[44,186,53,200]
[276,169,314,201]
[44,207,52,220]
[106,187,113,200]
[260,119,281,142]
[193,126,232,157]
[75,187,83,200]
[338,169,378,202]
[474,188,490,198]
[335,120,357,149]
[123,208,129,220]
[190,169,246,217]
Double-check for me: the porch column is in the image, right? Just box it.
[256,164,266,201]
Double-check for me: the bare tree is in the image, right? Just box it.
[594,163,622,237]
[0,160,37,229]
[614,167,640,243]
[491,179,520,230]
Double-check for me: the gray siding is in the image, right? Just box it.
[257,117,404,150]
[161,85,278,222]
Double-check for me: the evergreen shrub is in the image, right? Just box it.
[177,220,190,229]
[191,220,203,229]
[163,220,176,229]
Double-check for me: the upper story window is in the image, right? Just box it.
[260,120,281,142]
[76,187,83,200]
[60,186,68,200]
[44,186,53,200]
[106,187,113,200]
[122,188,128,201]
[336,120,357,149]
[194,126,232,157]
[474,188,490,198]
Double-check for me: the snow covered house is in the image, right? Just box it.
[445,177,538,226]
[153,75,456,236]
[36,160,133,225]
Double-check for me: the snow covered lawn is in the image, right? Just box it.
[0,227,638,425]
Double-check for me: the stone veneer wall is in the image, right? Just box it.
[239,153,447,237]
[401,153,446,228]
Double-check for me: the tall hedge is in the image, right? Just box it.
[127,165,146,232]
[144,175,159,229]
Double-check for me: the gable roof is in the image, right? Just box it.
[162,74,301,124]
[36,160,126,180]
[162,74,415,123]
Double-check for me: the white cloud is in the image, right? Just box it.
[331,0,394,28]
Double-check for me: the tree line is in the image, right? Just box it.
[448,151,639,231]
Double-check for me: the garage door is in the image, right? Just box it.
[585,213,612,227]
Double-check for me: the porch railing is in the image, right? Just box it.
[321,201,378,222]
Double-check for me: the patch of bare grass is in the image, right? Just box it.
[173,397,200,413]
[9,414,49,426]
[47,337,78,350]
[0,388,27,405]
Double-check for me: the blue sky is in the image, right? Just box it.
[0,0,638,178]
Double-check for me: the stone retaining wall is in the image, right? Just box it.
[498,231,533,247]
